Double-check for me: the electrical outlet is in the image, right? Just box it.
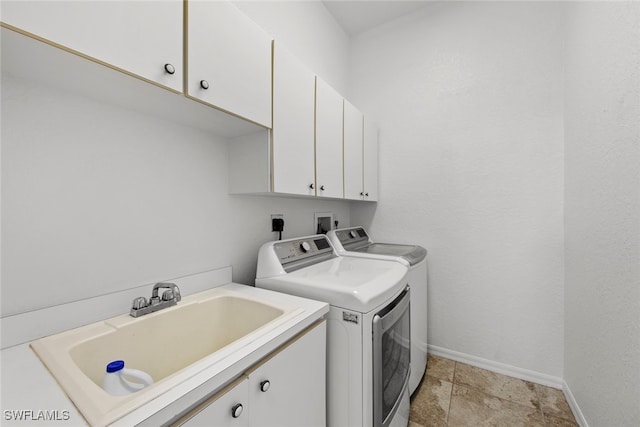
[271,214,284,232]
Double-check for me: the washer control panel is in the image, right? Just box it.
[274,235,335,272]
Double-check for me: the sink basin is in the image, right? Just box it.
[70,295,285,386]
[30,286,302,426]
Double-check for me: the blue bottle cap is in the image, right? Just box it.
[106,360,125,373]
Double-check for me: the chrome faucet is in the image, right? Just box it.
[130,282,181,318]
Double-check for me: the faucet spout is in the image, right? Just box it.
[152,282,182,302]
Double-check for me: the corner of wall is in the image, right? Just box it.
[562,380,588,427]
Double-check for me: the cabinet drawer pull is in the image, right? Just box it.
[164,63,176,75]
[200,80,210,90]
[231,403,243,418]
[260,380,270,392]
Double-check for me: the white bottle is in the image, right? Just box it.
[102,360,154,396]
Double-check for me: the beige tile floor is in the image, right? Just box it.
[410,355,578,427]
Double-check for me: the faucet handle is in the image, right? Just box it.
[132,297,148,310]
[162,289,175,302]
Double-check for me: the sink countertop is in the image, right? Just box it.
[0,283,329,427]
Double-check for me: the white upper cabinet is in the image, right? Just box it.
[363,117,379,201]
[186,0,272,128]
[314,78,344,199]
[1,0,183,92]
[343,100,365,200]
[344,104,379,201]
[271,41,316,196]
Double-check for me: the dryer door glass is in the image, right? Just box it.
[373,287,411,427]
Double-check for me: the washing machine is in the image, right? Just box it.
[327,227,428,395]
[256,234,410,427]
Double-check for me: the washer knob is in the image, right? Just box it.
[260,380,270,392]
[349,230,358,238]
[300,241,312,253]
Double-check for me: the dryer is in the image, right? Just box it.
[327,227,428,395]
[256,234,410,427]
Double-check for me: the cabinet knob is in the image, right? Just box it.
[200,80,210,90]
[309,183,315,190]
[260,380,270,392]
[231,403,243,418]
[365,193,369,197]
[320,185,325,191]
[164,63,176,75]
[360,192,364,196]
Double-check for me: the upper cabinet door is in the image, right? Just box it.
[186,0,272,128]
[271,42,316,196]
[315,78,344,199]
[343,100,364,200]
[363,117,379,201]
[1,0,183,92]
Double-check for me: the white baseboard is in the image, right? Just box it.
[427,344,564,389]
[563,380,589,427]
[427,345,589,426]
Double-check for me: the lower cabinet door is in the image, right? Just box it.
[247,321,327,427]
[179,376,250,427]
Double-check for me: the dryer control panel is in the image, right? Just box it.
[334,227,370,250]
[274,235,335,272]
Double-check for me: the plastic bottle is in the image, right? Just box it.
[102,360,154,396]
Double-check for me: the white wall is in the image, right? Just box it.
[1,3,352,316]
[564,2,640,426]
[1,73,350,316]
[1,73,228,315]
[349,1,565,377]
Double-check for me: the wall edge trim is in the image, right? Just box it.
[563,379,589,427]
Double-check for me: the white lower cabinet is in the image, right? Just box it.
[175,321,326,427]
[247,320,326,426]
[179,376,250,427]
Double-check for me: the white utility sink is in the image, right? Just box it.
[30,286,302,426]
